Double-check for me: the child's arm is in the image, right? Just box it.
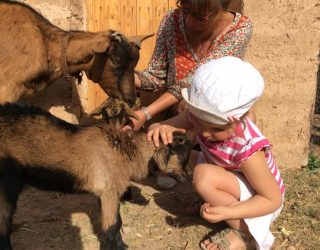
[201,150,283,222]
[147,109,192,147]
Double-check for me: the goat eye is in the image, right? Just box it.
[110,56,120,65]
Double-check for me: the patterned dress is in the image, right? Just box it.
[136,8,253,100]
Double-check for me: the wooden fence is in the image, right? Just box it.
[85,0,177,111]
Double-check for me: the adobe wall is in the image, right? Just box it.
[244,1,320,168]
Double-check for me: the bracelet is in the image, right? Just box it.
[141,106,152,120]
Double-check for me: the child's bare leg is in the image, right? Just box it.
[193,163,254,249]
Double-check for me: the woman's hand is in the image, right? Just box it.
[121,110,147,132]
[147,123,186,147]
[200,203,232,223]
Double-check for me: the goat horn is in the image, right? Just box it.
[129,34,154,48]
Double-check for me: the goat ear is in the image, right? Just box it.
[93,39,110,54]
[129,34,154,49]
[88,51,108,83]
[93,30,121,54]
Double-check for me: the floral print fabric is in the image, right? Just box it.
[136,8,253,100]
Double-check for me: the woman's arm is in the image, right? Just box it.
[126,92,179,131]
[135,11,174,91]
[134,73,142,88]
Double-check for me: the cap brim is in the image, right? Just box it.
[181,88,229,125]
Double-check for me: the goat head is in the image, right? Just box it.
[87,32,154,107]
[90,97,138,129]
[151,131,193,183]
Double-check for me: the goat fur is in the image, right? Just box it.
[0,0,153,106]
[0,100,192,250]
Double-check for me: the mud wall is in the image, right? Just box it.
[244,1,320,168]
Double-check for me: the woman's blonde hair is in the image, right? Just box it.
[176,0,231,15]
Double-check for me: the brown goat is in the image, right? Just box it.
[0,0,152,107]
[0,99,192,250]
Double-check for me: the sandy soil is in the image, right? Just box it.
[11,168,320,250]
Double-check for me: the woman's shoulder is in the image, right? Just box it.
[161,8,179,22]
[158,8,180,30]
[233,12,253,28]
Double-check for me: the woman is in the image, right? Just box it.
[125,0,253,131]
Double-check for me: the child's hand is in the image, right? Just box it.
[147,123,185,147]
[200,203,232,223]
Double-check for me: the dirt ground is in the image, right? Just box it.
[11,166,320,250]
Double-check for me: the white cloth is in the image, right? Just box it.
[236,173,283,250]
[181,56,264,125]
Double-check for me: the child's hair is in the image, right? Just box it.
[181,56,264,125]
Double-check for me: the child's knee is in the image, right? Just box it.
[192,163,216,191]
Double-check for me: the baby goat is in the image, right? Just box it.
[0,99,192,250]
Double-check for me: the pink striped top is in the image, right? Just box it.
[197,118,285,194]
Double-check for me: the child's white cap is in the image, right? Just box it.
[181,56,264,125]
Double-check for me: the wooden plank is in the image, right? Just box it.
[136,0,153,70]
[120,0,137,36]
[99,0,107,31]
[93,0,101,31]
[84,0,93,31]
[168,0,177,10]
[104,0,121,31]
[87,0,100,112]
[152,0,168,33]
[87,0,108,112]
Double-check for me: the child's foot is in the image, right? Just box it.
[200,228,255,250]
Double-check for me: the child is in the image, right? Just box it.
[147,56,285,250]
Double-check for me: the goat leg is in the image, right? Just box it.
[0,194,12,250]
[0,161,24,250]
[99,191,127,250]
